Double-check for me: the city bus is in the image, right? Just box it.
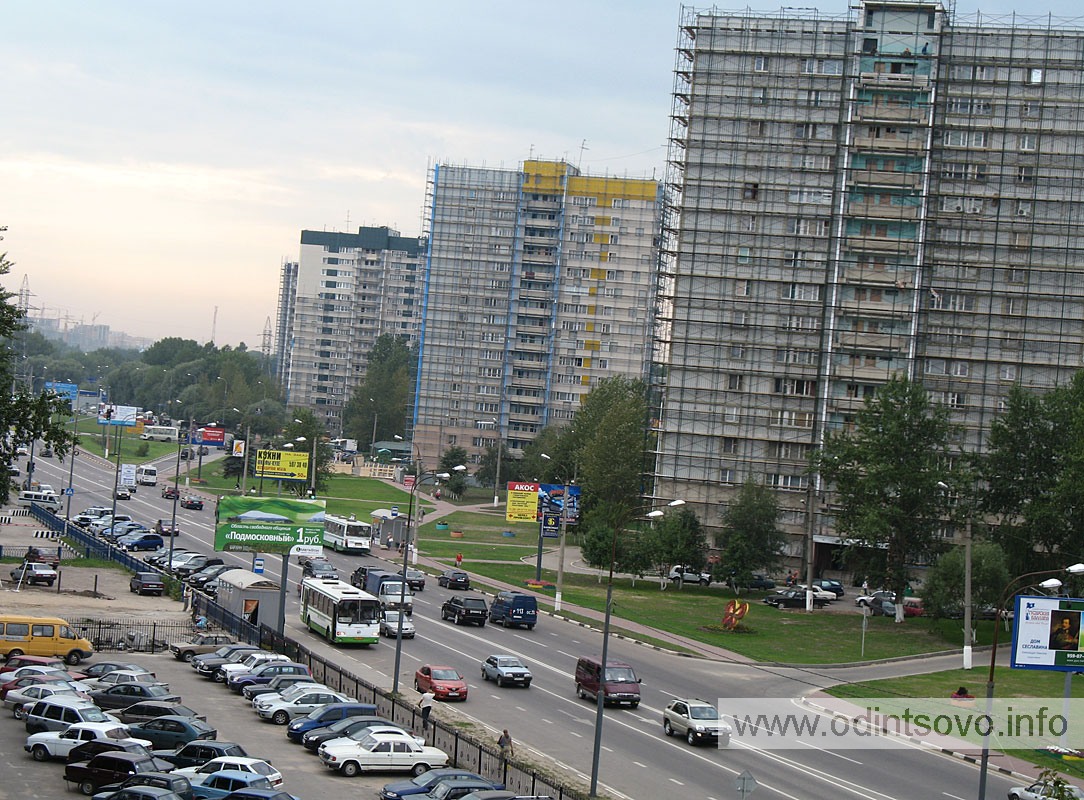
[323,514,373,555]
[139,425,179,443]
[298,578,381,645]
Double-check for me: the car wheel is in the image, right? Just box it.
[478,621,485,628]
[502,617,510,628]
[481,670,488,681]
[699,579,709,586]
[80,780,96,796]
[687,729,698,745]
[340,761,361,778]
[497,676,505,688]
[6,648,22,659]
[31,743,50,761]
[214,672,225,682]
[273,710,290,725]
[12,704,25,720]
[526,624,535,630]
[664,720,674,736]
[577,684,586,700]
[182,651,195,662]
[720,732,730,747]
[411,762,431,777]
[524,680,531,688]
[65,651,83,665]
[630,702,639,709]
[414,679,421,691]
[454,614,462,625]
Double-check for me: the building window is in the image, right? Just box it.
[999,364,1018,381]
[727,374,745,391]
[1003,297,1025,315]
[773,378,817,396]
[770,473,809,491]
[1017,166,1034,184]
[734,279,751,297]
[741,215,757,232]
[742,182,759,200]
[783,283,823,301]
[737,247,751,264]
[721,437,739,454]
[1026,67,1044,85]
[1019,134,1037,152]
[1020,102,1038,118]
[748,121,767,137]
[754,56,768,72]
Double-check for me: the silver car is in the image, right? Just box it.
[1008,782,1084,800]
[480,654,532,688]
[380,610,416,639]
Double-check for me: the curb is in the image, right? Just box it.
[800,695,1037,782]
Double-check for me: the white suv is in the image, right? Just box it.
[663,698,731,746]
[668,565,712,586]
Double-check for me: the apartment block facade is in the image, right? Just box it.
[282,227,424,434]
[655,1,1084,569]
[410,160,663,466]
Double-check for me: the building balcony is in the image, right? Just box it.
[832,363,898,382]
[834,331,907,352]
[838,297,913,317]
[842,267,915,287]
[857,72,930,89]
[852,136,925,153]
[847,201,920,221]
[844,236,917,254]
[853,104,929,125]
[847,169,921,190]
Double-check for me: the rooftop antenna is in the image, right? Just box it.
[344,209,351,233]
[577,139,589,169]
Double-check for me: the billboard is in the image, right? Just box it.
[231,439,246,458]
[44,381,79,410]
[1011,594,1084,671]
[214,495,326,555]
[538,483,581,524]
[196,426,225,446]
[255,449,309,480]
[98,404,139,427]
[506,482,540,523]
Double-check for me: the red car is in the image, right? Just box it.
[162,486,180,500]
[0,673,78,701]
[414,664,468,701]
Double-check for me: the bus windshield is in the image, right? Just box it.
[337,598,380,624]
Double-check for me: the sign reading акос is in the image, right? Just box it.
[215,496,326,555]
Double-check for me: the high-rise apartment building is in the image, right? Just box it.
[283,227,423,433]
[273,259,298,395]
[411,160,663,466]
[655,1,1084,570]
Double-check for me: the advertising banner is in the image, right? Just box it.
[1011,594,1084,671]
[255,450,309,481]
[506,482,540,523]
[98,404,139,427]
[44,381,79,410]
[538,483,581,524]
[197,426,225,446]
[231,439,246,458]
[120,464,137,486]
[214,495,326,555]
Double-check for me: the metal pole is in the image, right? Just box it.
[590,526,619,798]
[492,431,502,507]
[109,425,122,521]
[393,477,420,695]
[240,424,251,493]
[963,518,973,669]
[804,481,817,612]
[309,437,317,496]
[277,554,288,635]
[555,479,569,612]
[64,406,78,522]
[168,431,182,565]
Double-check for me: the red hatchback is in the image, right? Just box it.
[414,664,468,701]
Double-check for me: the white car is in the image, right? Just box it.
[795,584,837,602]
[5,683,86,717]
[380,610,416,639]
[318,729,449,777]
[1008,782,1084,800]
[0,664,71,682]
[217,652,290,683]
[249,681,327,708]
[255,688,354,724]
[173,756,283,788]
[24,721,150,762]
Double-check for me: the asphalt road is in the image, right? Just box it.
[20,449,1030,800]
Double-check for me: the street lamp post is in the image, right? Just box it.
[369,397,377,459]
[937,481,974,669]
[392,466,465,695]
[976,562,1084,800]
[491,417,502,508]
[540,453,579,612]
[589,498,684,798]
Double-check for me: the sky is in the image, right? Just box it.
[3,0,1080,349]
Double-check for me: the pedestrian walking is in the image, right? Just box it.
[498,729,514,760]
[418,689,435,732]
[455,552,463,568]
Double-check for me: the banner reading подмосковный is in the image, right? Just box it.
[214,496,325,555]
[1011,594,1084,671]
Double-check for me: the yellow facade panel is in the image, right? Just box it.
[587,305,596,315]
[590,268,607,280]
[593,233,608,245]
[589,287,597,296]
[583,358,592,368]
[586,322,595,332]
[595,216,611,226]
[585,339,601,351]
[581,375,591,385]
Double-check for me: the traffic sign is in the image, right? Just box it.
[735,770,757,799]
[253,558,265,574]
[63,487,74,496]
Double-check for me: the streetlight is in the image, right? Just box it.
[232,408,252,494]
[392,465,467,695]
[369,398,378,459]
[491,417,502,508]
[937,480,973,669]
[590,497,684,798]
[976,562,1084,800]
[540,452,579,611]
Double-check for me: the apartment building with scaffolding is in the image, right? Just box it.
[410,159,663,466]
[655,1,1084,570]
[273,259,298,394]
[282,227,424,434]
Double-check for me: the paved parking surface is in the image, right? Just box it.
[0,651,391,799]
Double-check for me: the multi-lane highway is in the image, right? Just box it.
[28,449,1025,800]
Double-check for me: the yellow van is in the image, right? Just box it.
[0,615,94,665]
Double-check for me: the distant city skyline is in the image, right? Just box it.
[5,1,1081,347]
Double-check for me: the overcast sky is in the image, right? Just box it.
[3,1,1080,348]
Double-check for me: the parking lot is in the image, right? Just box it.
[1,650,392,798]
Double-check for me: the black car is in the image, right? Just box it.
[812,578,845,598]
[130,573,166,597]
[441,595,489,626]
[300,715,393,751]
[302,559,338,580]
[161,487,180,500]
[93,771,194,800]
[90,683,181,710]
[64,752,168,795]
[438,569,470,590]
[398,568,427,591]
[179,496,204,511]
[349,565,369,589]
[190,645,260,679]
[187,564,239,589]
[66,739,155,764]
[173,556,224,579]
[763,589,827,609]
[152,740,248,769]
[745,573,776,590]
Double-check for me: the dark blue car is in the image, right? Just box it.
[284,702,377,742]
[378,768,504,800]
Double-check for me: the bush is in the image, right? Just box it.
[135,442,150,457]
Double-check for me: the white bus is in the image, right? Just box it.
[323,514,373,555]
[139,425,179,443]
[135,465,157,486]
[299,578,381,645]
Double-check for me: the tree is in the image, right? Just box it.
[720,480,787,592]
[283,409,331,497]
[0,229,76,499]
[643,507,708,589]
[922,540,1010,624]
[816,377,965,621]
[342,334,414,452]
[437,446,469,497]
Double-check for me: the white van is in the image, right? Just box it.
[17,490,61,512]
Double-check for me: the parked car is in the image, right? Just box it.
[297,715,393,751]
[169,634,236,663]
[218,653,291,686]
[86,670,166,692]
[6,682,85,716]
[162,487,181,500]
[10,561,58,586]
[662,698,732,746]
[398,568,427,591]
[479,655,532,688]
[855,589,895,607]
[811,578,845,598]
[189,769,274,799]
[154,741,249,770]
[81,662,152,681]
[745,573,776,590]
[191,646,260,680]
[318,729,449,777]
[174,757,282,789]
[437,569,470,590]
[227,660,310,693]
[378,769,503,800]
[121,535,167,553]
[380,610,416,639]
[117,701,206,726]
[126,716,218,749]
[795,584,838,602]
[255,688,353,725]
[763,589,827,609]
[242,674,319,702]
[24,721,150,762]
[180,497,204,510]
[414,665,467,701]
[90,683,181,710]
[668,565,712,585]
[64,751,168,795]
[91,771,194,800]
[174,556,225,580]
[130,572,166,596]
[440,596,488,627]
[66,738,159,766]
[187,566,240,591]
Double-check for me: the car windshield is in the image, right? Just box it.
[689,706,719,720]
[604,667,637,683]
[145,685,170,697]
[497,658,523,668]
[431,669,461,681]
